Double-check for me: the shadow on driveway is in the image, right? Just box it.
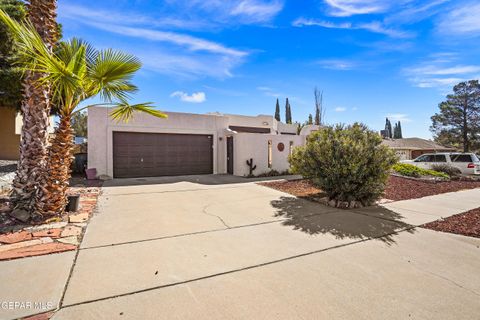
[271,197,414,245]
[103,174,302,187]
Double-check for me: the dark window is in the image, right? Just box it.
[415,154,435,162]
[414,155,428,162]
[268,140,272,168]
[434,155,447,162]
[451,154,473,162]
[229,126,270,133]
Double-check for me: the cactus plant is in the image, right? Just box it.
[246,158,257,176]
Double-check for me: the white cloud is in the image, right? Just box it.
[163,0,283,25]
[59,4,209,30]
[170,91,207,103]
[385,0,450,24]
[335,107,347,112]
[386,113,411,123]
[437,2,480,35]
[316,59,356,70]
[230,0,284,23]
[404,58,480,88]
[59,6,249,79]
[257,86,284,97]
[323,0,390,17]
[414,78,464,88]
[293,18,414,38]
[408,65,480,76]
[88,22,247,57]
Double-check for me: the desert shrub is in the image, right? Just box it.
[289,123,397,206]
[431,164,462,177]
[392,163,449,179]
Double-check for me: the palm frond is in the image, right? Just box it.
[87,49,141,102]
[109,102,167,123]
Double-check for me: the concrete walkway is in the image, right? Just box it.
[1,177,480,319]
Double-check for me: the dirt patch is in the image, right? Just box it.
[385,175,480,201]
[259,179,325,198]
[422,208,480,238]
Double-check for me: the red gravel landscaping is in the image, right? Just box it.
[385,175,480,201]
[422,208,480,238]
[260,175,480,201]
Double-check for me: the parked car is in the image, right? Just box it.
[401,153,480,175]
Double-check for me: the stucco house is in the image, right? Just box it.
[88,107,319,178]
[381,137,456,160]
[0,108,22,160]
[0,108,55,160]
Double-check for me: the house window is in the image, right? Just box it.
[289,141,294,155]
[268,140,272,168]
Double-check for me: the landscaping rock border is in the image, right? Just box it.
[0,187,100,261]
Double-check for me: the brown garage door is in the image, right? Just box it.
[113,132,213,178]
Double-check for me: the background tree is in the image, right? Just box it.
[384,118,393,138]
[434,130,464,150]
[431,80,480,152]
[285,98,292,124]
[0,0,25,110]
[307,113,313,125]
[393,121,403,139]
[6,0,60,219]
[314,87,325,125]
[71,111,87,137]
[274,98,280,122]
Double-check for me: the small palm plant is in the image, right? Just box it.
[0,10,167,218]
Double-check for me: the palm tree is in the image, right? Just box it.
[0,10,167,218]
[9,0,59,221]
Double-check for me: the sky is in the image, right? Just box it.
[57,0,480,138]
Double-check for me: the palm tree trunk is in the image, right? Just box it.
[36,115,74,216]
[9,0,58,222]
[9,72,50,221]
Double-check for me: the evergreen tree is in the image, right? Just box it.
[314,87,323,125]
[397,121,403,138]
[431,80,480,152]
[308,114,313,125]
[285,98,292,124]
[0,0,26,110]
[274,98,280,121]
[384,118,393,138]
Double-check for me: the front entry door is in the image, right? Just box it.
[227,136,234,174]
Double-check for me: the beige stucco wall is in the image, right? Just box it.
[393,149,412,160]
[88,107,312,178]
[0,108,20,160]
[88,107,229,177]
[233,133,305,176]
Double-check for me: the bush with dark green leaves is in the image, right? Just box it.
[289,123,397,206]
[392,163,449,179]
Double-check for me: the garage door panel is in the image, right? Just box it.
[113,132,213,178]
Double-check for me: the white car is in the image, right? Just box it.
[401,153,480,175]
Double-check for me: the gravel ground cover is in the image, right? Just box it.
[260,175,480,201]
[422,208,480,238]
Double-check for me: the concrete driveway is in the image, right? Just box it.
[2,176,480,319]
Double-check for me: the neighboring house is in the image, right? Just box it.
[0,108,55,160]
[381,137,456,160]
[88,107,319,178]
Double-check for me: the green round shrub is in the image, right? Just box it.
[289,123,397,206]
[392,163,449,179]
